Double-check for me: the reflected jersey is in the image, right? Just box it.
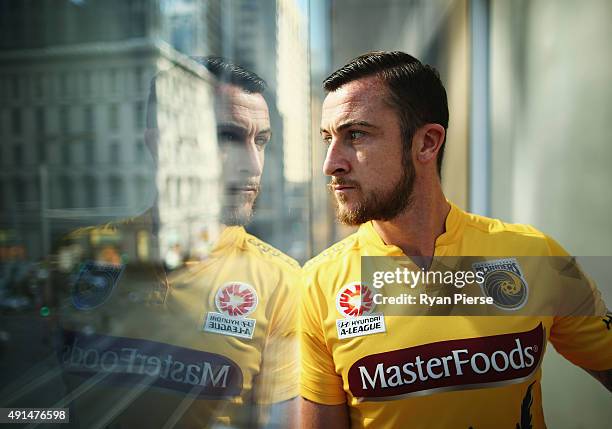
[300,202,612,429]
[57,224,300,428]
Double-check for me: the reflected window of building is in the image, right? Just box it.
[109,103,119,130]
[33,75,43,98]
[13,177,26,204]
[110,141,120,164]
[11,108,21,135]
[135,138,146,162]
[13,145,23,166]
[135,66,144,92]
[60,106,69,135]
[35,107,45,136]
[84,176,96,207]
[85,141,94,165]
[11,75,19,98]
[110,68,118,93]
[83,71,92,95]
[61,143,71,165]
[84,105,94,132]
[36,139,46,164]
[134,101,144,129]
[109,176,123,206]
[59,176,73,208]
[59,74,68,97]
[135,176,147,202]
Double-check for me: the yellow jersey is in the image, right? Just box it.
[58,225,300,428]
[300,202,611,429]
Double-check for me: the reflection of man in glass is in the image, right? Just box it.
[56,57,299,429]
[210,62,271,227]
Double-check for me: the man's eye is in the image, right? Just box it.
[349,130,365,140]
[255,136,270,149]
[322,135,332,145]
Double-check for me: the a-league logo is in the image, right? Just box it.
[336,282,375,318]
[215,282,258,317]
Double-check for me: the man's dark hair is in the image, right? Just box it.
[147,56,266,129]
[323,51,449,176]
[191,56,267,94]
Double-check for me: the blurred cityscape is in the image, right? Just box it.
[0,0,311,275]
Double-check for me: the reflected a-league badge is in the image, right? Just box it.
[203,282,258,339]
[472,258,529,310]
[71,261,124,310]
[215,282,258,317]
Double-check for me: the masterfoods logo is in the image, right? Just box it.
[60,331,243,398]
[348,323,544,401]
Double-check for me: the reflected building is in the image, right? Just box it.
[0,0,312,265]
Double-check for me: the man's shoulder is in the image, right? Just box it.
[303,231,362,273]
[460,209,565,255]
[464,210,544,236]
[242,232,301,271]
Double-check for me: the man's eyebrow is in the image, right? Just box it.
[216,123,272,137]
[217,122,246,132]
[320,120,378,134]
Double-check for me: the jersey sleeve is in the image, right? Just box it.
[545,235,612,370]
[299,270,346,405]
[253,266,300,404]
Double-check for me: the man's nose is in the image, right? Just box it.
[323,138,350,177]
[238,139,263,177]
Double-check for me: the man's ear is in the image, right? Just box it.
[412,123,445,165]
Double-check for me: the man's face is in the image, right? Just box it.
[320,76,415,225]
[214,84,271,226]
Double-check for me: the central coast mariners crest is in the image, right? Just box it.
[472,258,529,310]
[203,282,258,339]
[336,282,386,340]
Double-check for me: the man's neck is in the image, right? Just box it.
[371,186,450,261]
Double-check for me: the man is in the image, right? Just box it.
[57,57,299,428]
[300,51,612,428]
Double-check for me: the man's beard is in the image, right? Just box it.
[221,185,260,226]
[329,155,415,226]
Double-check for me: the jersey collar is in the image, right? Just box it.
[210,226,247,255]
[357,201,465,255]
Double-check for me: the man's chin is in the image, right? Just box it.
[221,206,254,226]
[335,202,368,226]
